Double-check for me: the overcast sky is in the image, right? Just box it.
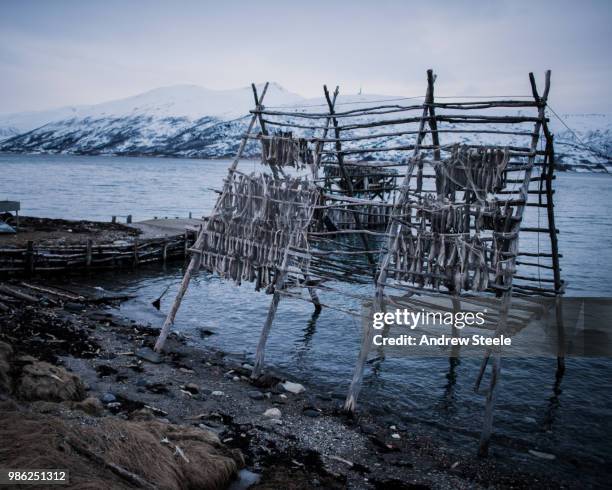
[0,0,610,114]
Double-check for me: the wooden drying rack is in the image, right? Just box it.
[154,70,564,456]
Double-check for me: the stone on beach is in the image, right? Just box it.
[100,392,117,404]
[303,408,320,418]
[263,408,282,419]
[248,391,264,400]
[280,381,305,394]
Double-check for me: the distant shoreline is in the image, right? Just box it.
[1,150,610,173]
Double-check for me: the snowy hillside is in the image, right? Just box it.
[0,84,610,171]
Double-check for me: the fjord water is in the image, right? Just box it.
[2,153,611,482]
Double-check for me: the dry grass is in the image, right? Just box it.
[0,400,241,489]
[0,340,241,489]
[15,361,86,402]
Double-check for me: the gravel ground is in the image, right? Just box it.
[0,282,570,489]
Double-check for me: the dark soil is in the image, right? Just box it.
[0,215,139,247]
[0,305,99,363]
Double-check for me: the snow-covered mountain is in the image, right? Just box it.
[0,83,610,171]
[0,83,304,157]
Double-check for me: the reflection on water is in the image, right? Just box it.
[2,153,612,483]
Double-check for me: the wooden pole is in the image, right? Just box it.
[555,295,566,380]
[344,70,435,412]
[251,246,290,379]
[477,71,552,457]
[474,350,490,393]
[296,89,338,312]
[154,83,270,353]
[323,84,376,272]
[478,347,502,456]
[540,130,565,379]
[162,238,168,263]
[304,274,322,313]
[426,70,441,162]
[25,241,34,276]
[86,239,92,268]
[133,239,139,266]
[540,126,562,293]
[308,287,322,313]
[252,290,281,379]
[450,295,462,360]
[344,287,382,412]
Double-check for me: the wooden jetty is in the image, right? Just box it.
[0,218,201,277]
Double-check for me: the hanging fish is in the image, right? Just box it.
[438,237,446,267]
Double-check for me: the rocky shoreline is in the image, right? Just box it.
[0,278,575,489]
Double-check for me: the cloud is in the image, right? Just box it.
[0,0,610,114]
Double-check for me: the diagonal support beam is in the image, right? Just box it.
[344,70,436,412]
[477,70,552,457]
[154,83,270,352]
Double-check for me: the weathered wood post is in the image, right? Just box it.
[86,239,92,268]
[450,295,462,360]
[344,290,381,412]
[303,274,322,312]
[133,239,139,266]
[477,286,511,456]
[541,130,565,378]
[25,241,35,276]
[477,70,552,457]
[162,238,168,264]
[426,69,441,162]
[251,242,291,379]
[252,291,282,378]
[134,238,138,266]
[307,287,322,313]
[478,348,502,456]
[344,70,435,413]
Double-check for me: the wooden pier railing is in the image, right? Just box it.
[0,232,196,277]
